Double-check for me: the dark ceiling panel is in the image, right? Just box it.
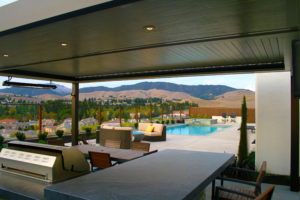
[0,0,298,81]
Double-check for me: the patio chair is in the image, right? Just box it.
[215,184,274,200]
[88,151,117,172]
[104,139,121,149]
[255,185,275,200]
[230,112,236,123]
[222,112,227,123]
[132,142,150,152]
[81,134,89,145]
[215,161,267,200]
[47,140,65,146]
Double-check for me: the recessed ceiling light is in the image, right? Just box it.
[60,42,68,47]
[3,54,8,57]
[144,25,155,31]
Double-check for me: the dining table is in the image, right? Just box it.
[74,144,156,163]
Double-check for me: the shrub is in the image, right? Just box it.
[203,114,209,119]
[238,96,248,167]
[85,127,92,137]
[155,120,160,124]
[171,119,175,124]
[134,122,138,129]
[55,130,64,139]
[166,119,170,124]
[38,132,48,144]
[16,132,26,141]
[0,135,4,145]
[0,135,4,151]
[161,120,165,124]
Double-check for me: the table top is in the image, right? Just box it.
[74,144,147,162]
[45,150,234,200]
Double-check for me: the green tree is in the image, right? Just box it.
[238,96,248,167]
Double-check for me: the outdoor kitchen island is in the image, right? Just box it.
[45,150,234,200]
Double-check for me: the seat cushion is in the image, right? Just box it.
[138,123,151,131]
[145,125,155,132]
[144,131,161,136]
[152,123,163,133]
[101,125,114,129]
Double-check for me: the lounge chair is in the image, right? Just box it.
[88,151,117,172]
[98,126,133,149]
[132,142,150,152]
[215,161,267,199]
[104,139,121,149]
[47,140,65,146]
[222,112,227,123]
[230,112,236,123]
[138,123,166,141]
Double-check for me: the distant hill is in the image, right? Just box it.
[13,89,254,108]
[0,82,251,100]
[0,84,71,96]
[79,82,237,100]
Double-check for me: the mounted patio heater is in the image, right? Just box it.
[2,80,57,89]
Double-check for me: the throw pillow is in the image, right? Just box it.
[145,125,154,132]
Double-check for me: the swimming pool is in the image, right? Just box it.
[167,125,228,136]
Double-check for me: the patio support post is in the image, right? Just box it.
[98,105,102,125]
[72,82,79,146]
[150,104,152,123]
[291,41,300,191]
[135,105,138,122]
[161,106,164,122]
[39,104,42,134]
[171,105,173,120]
[119,105,122,127]
[180,105,182,121]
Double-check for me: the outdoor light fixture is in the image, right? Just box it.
[144,25,155,31]
[60,42,68,47]
[2,54,8,57]
[2,80,57,89]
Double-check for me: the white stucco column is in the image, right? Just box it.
[256,72,291,175]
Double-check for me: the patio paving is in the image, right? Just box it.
[148,123,256,155]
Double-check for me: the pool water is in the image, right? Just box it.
[167,125,228,136]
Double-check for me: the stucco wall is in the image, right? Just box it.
[256,72,291,175]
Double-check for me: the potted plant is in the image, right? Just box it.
[171,119,175,124]
[166,119,170,124]
[0,135,4,151]
[38,132,48,144]
[15,132,26,141]
[55,130,64,140]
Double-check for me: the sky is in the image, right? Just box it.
[0,73,256,91]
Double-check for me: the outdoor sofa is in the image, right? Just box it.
[138,123,166,141]
[98,126,134,149]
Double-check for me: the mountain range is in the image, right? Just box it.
[0,82,241,100]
